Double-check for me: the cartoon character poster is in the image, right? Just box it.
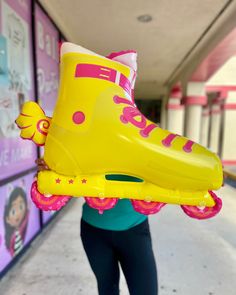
[0,0,37,180]
[0,172,40,273]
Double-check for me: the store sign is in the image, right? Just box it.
[35,4,59,117]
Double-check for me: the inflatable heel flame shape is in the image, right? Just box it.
[15,42,223,219]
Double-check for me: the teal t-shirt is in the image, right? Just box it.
[82,199,147,231]
[82,175,147,231]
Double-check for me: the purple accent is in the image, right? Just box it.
[183,140,194,153]
[75,64,131,96]
[162,134,178,147]
[140,124,158,138]
[72,111,85,124]
[181,191,222,220]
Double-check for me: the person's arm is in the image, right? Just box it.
[35,158,50,171]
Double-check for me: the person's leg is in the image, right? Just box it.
[115,219,158,295]
[80,219,120,295]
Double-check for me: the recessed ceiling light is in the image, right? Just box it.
[137,14,152,23]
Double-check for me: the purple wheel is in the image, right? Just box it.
[31,181,71,211]
[181,191,222,220]
[131,199,166,215]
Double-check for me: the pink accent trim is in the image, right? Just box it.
[223,104,236,110]
[162,134,178,147]
[184,96,207,106]
[106,50,137,60]
[19,112,32,117]
[206,86,236,99]
[210,109,222,115]
[170,85,182,99]
[72,111,85,124]
[122,107,146,128]
[84,197,118,214]
[75,63,131,96]
[221,160,236,165]
[31,181,71,211]
[206,85,236,92]
[183,140,194,153]
[181,191,222,220]
[167,104,184,110]
[37,119,50,136]
[113,95,133,106]
[131,200,166,215]
[17,124,32,130]
[140,124,158,137]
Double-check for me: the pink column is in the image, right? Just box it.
[200,105,210,147]
[221,86,236,166]
[208,97,224,154]
[167,85,185,135]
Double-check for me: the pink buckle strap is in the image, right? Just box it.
[75,64,131,96]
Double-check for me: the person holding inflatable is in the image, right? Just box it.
[17,42,223,295]
[36,158,158,295]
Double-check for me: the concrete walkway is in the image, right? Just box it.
[0,184,236,295]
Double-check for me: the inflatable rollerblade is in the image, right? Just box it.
[16,42,223,219]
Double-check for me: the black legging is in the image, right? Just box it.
[80,219,158,295]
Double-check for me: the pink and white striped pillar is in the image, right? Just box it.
[221,86,236,166]
[200,104,210,147]
[184,82,207,143]
[208,92,226,154]
[167,85,185,135]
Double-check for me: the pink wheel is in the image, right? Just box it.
[31,181,71,211]
[84,197,118,214]
[181,191,222,220]
[131,199,166,215]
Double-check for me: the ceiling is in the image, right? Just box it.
[39,0,236,99]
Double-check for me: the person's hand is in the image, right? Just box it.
[35,158,50,172]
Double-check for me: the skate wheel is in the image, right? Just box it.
[181,191,222,220]
[131,199,166,215]
[31,181,71,211]
[84,197,118,214]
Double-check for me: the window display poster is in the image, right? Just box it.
[42,209,56,225]
[35,3,59,117]
[0,0,37,180]
[0,171,40,273]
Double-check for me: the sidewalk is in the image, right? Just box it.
[1,185,236,295]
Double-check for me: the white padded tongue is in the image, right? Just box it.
[107,51,137,72]
[61,43,136,72]
[60,42,104,58]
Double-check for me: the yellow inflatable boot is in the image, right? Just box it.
[16,42,223,219]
